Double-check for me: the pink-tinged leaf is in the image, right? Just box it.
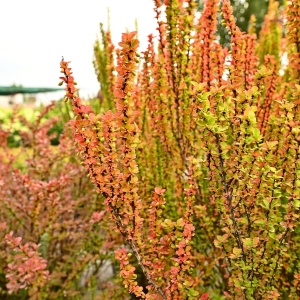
[200,292,209,300]
[114,89,125,98]
[154,187,166,195]
[14,237,22,246]
[67,76,74,83]
[91,211,106,223]
[59,76,67,83]
[176,218,185,227]
[0,222,6,231]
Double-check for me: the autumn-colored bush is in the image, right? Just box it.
[1,0,300,299]
[61,0,300,299]
[0,104,129,299]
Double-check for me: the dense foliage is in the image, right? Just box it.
[196,0,285,44]
[0,105,128,299]
[1,0,300,299]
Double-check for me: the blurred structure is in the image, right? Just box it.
[0,86,64,107]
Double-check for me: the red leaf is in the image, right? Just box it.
[91,211,105,223]
[59,76,67,83]
[200,292,209,300]
[154,187,166,195]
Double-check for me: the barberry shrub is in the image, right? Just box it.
[2,0,297,298]
[0,104,129,299]
[60,0,300,299]
[58,0,300,299]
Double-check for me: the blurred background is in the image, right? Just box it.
[0,0,157,104]
[0,0,284,106]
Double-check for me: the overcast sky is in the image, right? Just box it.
[0,0,157,99]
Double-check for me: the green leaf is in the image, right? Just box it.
[262,198,269,209]
[191,81,205,91]
[248,109,257,123]
[252,127,261,141]
[230,247,242,258]
[271,199,280,208]
[187,288,199,297]
[176,218,185,228]
[242,238,252,247]
[216,234,228,243]
[254,219,266,226]
[233,248,242,255]
[239,217,248,224]
[269,232,277,240]
[205,114,216,126]
[161,219,175,232]
[293,200,300,208]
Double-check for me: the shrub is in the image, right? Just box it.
[0,104,126,299]
[60,0,300,299]
[1,0,299,299]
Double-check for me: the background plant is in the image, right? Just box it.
[0,104,128,299]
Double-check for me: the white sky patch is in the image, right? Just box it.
[0,0,157,99]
